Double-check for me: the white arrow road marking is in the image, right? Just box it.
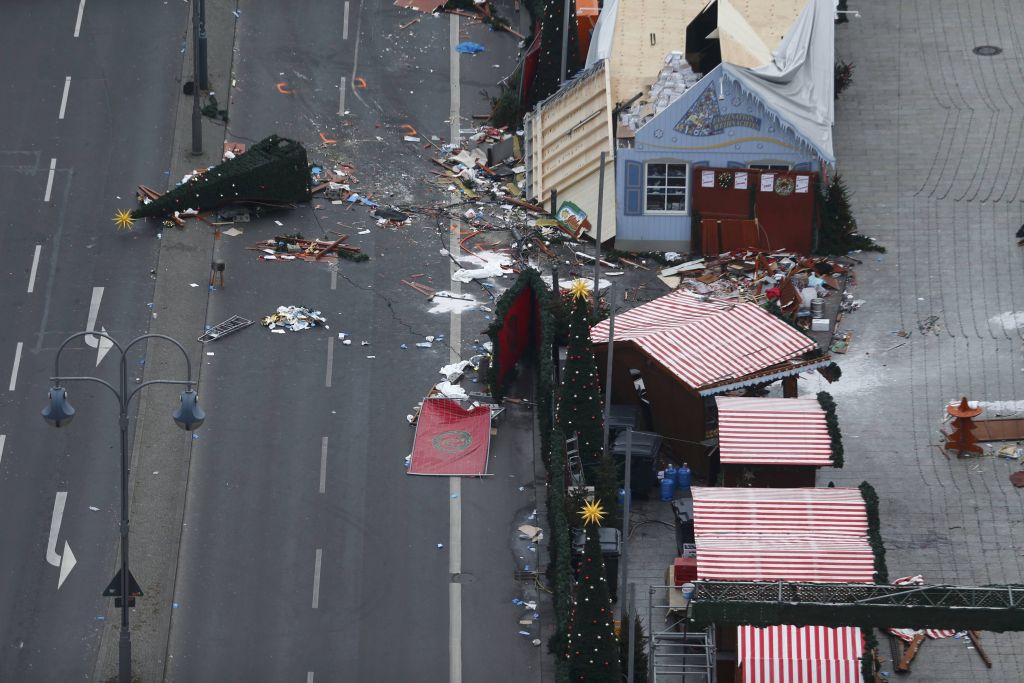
[95,327,112,366]
[84,287,102,347]
[46,492,67,566]
[84,287,113,365]
[47,492,76,589]
[58,542,76,589]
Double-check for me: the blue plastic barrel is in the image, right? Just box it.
[660,476,675,501]
[676,463,692,491]
[664,464,676,488]
[617,488,626,506]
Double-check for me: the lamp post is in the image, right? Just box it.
[41,332,204,683]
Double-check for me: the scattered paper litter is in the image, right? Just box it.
[260,305,327,332]
[223,227,243,237]
[189,283,199,288]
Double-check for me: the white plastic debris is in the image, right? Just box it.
[433,381,468,399]
[439,360,473,382]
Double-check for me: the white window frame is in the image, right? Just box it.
[748,162,792,171]
[643,161,689,215]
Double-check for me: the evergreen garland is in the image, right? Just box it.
[556,288,606,465]
[617,610,649,683]
[566,518,622,682]
[816,391,845,468]
[485,268,548,402]
[547,431,574,681]
[530,0,582,106]
[860,628,879,683]
[858,481,889,583]
[483,268,557,465]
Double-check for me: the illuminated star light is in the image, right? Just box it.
[113,209,136,230]
[579,499,606,526]
[568,278,591,300]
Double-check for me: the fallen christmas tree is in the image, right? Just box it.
[131,134,312,219]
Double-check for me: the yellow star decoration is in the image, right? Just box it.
[113,209,136,231]
[568,278,591,300]
[579,499,606,527]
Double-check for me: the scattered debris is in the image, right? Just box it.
[251,234,367,262]
[260,306,327,332]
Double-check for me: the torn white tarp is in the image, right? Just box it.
[433,381,469,399]
[440,360,474,383]
[452,259,510,283]
[721,0,835,164]
[584,0,619,68]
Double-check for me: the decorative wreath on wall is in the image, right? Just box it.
[774,176,795,196]
[717,171,733,189]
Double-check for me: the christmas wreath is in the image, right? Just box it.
[774,176,795,196]
[717,171,733,189]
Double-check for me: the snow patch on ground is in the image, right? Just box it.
[989,311,1024,330]
[428,291,480,314]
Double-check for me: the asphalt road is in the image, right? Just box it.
[0,1,190,680]
[162,1,545,682]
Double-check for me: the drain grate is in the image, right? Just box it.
[973,45,1003,56]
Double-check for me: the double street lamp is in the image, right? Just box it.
[42,332,205,683]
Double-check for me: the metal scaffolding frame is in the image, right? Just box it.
[647,584,715,683]
[690,580,1024,631]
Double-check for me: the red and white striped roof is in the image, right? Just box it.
[693,487,868,538]
[738,625,864,683]
[590,291,817,390]
[692,487,874,582]
[694,537,875,582]
[716,397,833,466]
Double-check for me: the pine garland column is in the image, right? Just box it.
[556,280,619,523]
[556,280,605,461]
[566,500,622,682]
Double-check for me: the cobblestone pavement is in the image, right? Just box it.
[808,1,1024,679]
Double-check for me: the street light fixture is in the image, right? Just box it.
[41,331,204,683]
[42,387,75,427]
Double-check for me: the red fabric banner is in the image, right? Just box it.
[408,399,492,476]
[495,286,539,387]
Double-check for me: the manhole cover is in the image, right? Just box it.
[973,45,1003,56]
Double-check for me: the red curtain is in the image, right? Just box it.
[495,287,540,387]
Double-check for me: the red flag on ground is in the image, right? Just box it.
[408,398,491,476]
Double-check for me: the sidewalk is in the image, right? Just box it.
[811,2,1024,679]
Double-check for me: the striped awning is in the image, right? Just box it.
[591,291,818,391]
[694,537,875,582]
[738,625,864,683]
[693,487,868,537]
[692,487,874,583]
[716,396,833,466]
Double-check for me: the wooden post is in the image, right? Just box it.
[782,375,798,398]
